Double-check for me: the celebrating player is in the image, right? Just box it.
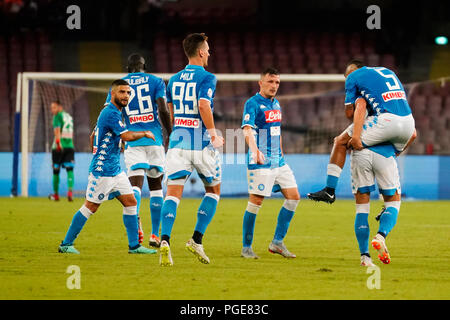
[159,33,224,266]
[351,142,404,266]
[48,101,75,202]
[240,67,300,259]
[105,53,172,248]
[58,80,157,254]
[308,60,416,204]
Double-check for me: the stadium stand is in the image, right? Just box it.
[1,1,448,155]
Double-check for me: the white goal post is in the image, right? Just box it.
[15,72,345,197]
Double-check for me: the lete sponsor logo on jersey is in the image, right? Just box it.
[174,117,200,128]
[381,90,406,102]
[264,110,282,123]
[129,113,155,124]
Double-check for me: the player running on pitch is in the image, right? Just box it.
[105,53,172,248]
[159,33,224,266]
[308,59,416,204]
[58,80,157,255]
[240,67,300,259]
[49,101,75,202]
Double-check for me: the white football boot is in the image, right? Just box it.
[360,255,375,267]
[186,238,210,264]
[371,233,391,264]
[159,240,173,267]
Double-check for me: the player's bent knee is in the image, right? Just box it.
[80,205,94,218]
[283,199,299,212]
[246,201,261,214]
[249,194,264,206]
[82,201,99,215]
[123,205,137,215]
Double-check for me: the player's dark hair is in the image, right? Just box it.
[347,59,365,69]
[52,100,62,106]
[111,79,129,88]
[261,67,279,76]
[183,33,208,58]
[127,53,146,73]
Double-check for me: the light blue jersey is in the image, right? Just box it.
[90,103,128,177]
[166,65,217,150]
[345,66,412,117]
[105,72,166,147]
[241,93,285,170]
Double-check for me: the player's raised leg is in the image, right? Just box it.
[307,128,351,204]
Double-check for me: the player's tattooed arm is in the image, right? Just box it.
[120,130,155,141]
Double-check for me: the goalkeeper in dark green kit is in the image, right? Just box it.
[49,100,75,201]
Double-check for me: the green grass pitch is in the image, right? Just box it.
[1,197,449,299]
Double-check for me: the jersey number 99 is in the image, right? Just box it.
[172,82,198,115]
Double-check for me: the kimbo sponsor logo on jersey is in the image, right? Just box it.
[174,117,200,128]
[381,90,406,102]
[129,114,155,124]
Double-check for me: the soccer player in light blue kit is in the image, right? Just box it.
[58,80,157,254]
[308,60,417,265]
[240,68,300,259]
[105,54,172,248]
[308,59,416,204]
[158,33,224,266]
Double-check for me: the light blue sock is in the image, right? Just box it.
[326,164,342,190]
[132,187,141,215]
[242,211,257,247]
[378,205,399,237]
[273,206,295,242]
[354,213,370,255]
[242,202,260,247]
[194,193,219,235]
[62,208,90,246]
[160,196,179,239]
[326,175,339,189]
[123,206,139,249]
[150,190,163,236]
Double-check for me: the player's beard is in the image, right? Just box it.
[114,97,128,109]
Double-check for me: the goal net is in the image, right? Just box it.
[14,72,367,198]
